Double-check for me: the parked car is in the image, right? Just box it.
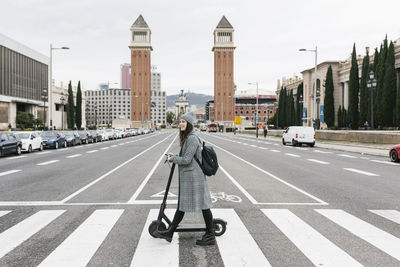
[41,131,67,149]
[90,130,102,142]
[78,130,93,144]
[64,131,81,146]
[0,132,22,156]
[15,132,43,152]
[129,129,138,136]
[104,128,116,140]
[97,130,109,141]
[389,144,400,162]
[282,126,315,147]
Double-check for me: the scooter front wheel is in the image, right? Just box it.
[148,220,167,238]
[213,218,227,236]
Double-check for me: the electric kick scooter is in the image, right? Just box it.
[148,156,227,238]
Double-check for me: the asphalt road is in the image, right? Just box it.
[0,130,399,266]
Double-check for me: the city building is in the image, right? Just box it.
[276,75,303,98]
[0,33,48,130]
[212,16,235,128]
[206,94,276,125]
[129,15,152,128]
[299,38,400,128]
[120,63,131,89]
[150,72,166,125]
[175,90,190,118]
[85,88,131,127]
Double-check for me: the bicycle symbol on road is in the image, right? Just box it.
[211,192,242,203]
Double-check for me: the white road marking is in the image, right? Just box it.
[37,160,59,166]
[204,140,328,205]
[285,153,300,158]
[314,150,332,154]
[111,145,117,147]
[130,209,178,266]
[270,149,281,153]
[66,154,82,158]
[128,134,178,203]
[360,157,369,160]
[242,143,249,145]
[338,154,357,159]
[6,155,27,160]
[61,134,173,203]
[316,209,400,261]
[370,210,400,225]
[343,168,379,176]
[0,210,65,258]
[250,145,257,147]
[263,209,362,266]
[100,147,110,150]
[0,170,22,177]
[86,150,98,154]
[370,160,398,166]
[274,143,279,146]
[214,209,272,266]
[307,159,330,165]
[38,209,124,267]
[259,147,267,150]
[0,210,11,217]
[37,151,52,154]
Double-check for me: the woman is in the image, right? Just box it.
[156,113,214,246]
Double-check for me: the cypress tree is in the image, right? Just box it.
[324,65,335,128]
[277,88,284,128]
[289,91,295,126]
[396,76,400,127]
[67,81,75,129]
[359,51,370,126]
[381,41,396,126]
[75,81,82,130]
[376,37,388,127]
[348,43,360,129]
[337,106,342,128]
[296,83,303,125]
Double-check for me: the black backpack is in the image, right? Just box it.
[194,138,219,176]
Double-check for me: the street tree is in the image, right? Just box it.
[67,81,75,129]
[75,81,82,130]
[324,65,335,128]
[381,41,396,126]
[376,37,388,127]
[359,51,370,126]
[348,43,360,129]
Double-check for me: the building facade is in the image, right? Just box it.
[150,72,166,125]
[0,33,49,130]
[120,63,131,89]
[129,15,152,127]
[213,16,235,126]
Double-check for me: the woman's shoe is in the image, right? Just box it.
[196,233,216,246]
[155,228,174,243]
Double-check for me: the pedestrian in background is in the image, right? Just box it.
[263,125,268,138]
[156,113,215,246]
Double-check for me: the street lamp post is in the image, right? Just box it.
[60,92,65,130]
[49,44,69,129]
[367,71,377,129]
[248,82,259,139]
[299,46,317,128]
[299,94,304,125]
[94,103,97,129]
[109,105,112,128]
[41,88,48,130]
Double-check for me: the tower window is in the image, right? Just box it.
[133,31,147,42]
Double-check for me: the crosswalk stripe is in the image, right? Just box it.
[0,210,65,258]
[316,209,400,261]
[262,209,362,266]
[343,168,379,176]
[369,210,400,225]
[0,210,11,217]
[285,153,300,158]
[38,209,124,267]
[213,209,271,267]
[130,209,178,266]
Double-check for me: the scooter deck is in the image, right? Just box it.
[175,224,206,232]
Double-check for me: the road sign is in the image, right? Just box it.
[319,105,324,123]
[234,117,242,125]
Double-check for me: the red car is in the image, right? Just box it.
[389,144,400,162]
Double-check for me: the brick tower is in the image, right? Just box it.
[129,15,152,128]
[212,16,235,127]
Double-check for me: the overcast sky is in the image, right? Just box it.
[1,0,399,95]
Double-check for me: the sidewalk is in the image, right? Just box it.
[221,132,393,157]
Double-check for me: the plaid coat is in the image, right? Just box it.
[171,132,212,212]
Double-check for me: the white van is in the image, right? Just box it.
[282,126,315,147]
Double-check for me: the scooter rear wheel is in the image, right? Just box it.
[148,220,167,238]
[213,219,227,236]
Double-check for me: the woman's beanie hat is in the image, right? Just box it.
[181,112,194,125]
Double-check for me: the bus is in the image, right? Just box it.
[208,123,218,132]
